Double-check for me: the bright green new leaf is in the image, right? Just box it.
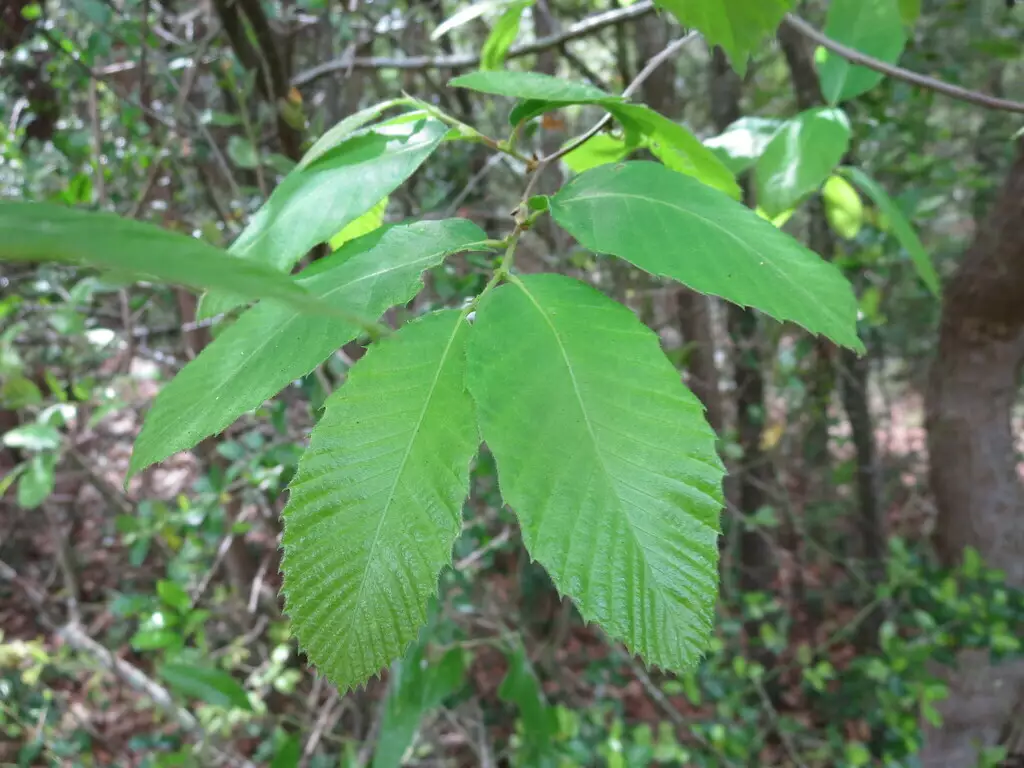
[2,423,61,451]
[197,118,446,320]
[0,203,323,314]
[467,274,724,672]
[432,0,503,40]
[562,133,631,173]
[130,220,488,477]
[817,0,907,104]
[329,196,388,251]
[17,454,55,509]
[373,640,466,768]
[755,107,851,217]
[282,310,479,692]
[481,0,534,70]
[654,0,794,75]
[450,70,614,103]
[549,162,864,351]
[607,103,740,198]
[704,116,783,175]
[823,175,865,239]
[157,662,253,711]
[840,166,940,296]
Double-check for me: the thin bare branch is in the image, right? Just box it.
[292,0,656,85]
[784,15,1024,114]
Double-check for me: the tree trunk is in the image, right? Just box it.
[922,139,1024,767]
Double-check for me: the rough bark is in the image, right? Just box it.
[922,140,1024,767]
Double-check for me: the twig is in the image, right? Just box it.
[0,559,254,767]
[292,0,656,84]
[529,32,700,184]
[454,527,512,572]
[300,689,341,766]
[783,15,1024,114]
[753,675,808,768]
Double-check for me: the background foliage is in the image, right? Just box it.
[1,0,1023,766]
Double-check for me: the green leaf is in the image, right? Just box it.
[898,0,921,26]
[130,628,182,651]
[373,641,466,768]
[498,646,559,760]
[157,580,192,613]
[840,166,940,296]
[328,196,388,251]
[2,424,61,451]
[227,135,259,169]
[467,274,724,672]
[754,107,851,217]
[157,662,253,711]
[17,454,55,509]
[432,0,503,40]
[282,310,479,692]
[817,0,907,104]
[481,0,534,70]
[450,70,615,103]
[298,99,407,171]
[0,203,324,314]
[197,118,447,320]
[607,104,740,198]
[562,134,632,173]
[654,0,794,75]
[704,116,783,175]
[549,162,864,351]
[822,175,864,239]
[130,220,487,477]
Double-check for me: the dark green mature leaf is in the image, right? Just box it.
[282,310,479,692]
[130,220,487,477]
[298,99,407,170]
[158,662,252,711]
[704,116,783,175]
[817,0,907,104]
[481,0,534,70]
[755,107,851,216]
[0,203,322,313]
[373,642,466,768]
[655,0,794,75]
[549,162,864,351]
[467,274,724,672]
[450,70,615,102]
[197,118,447,320]
[607,103,740,198]
[840,166,940,296]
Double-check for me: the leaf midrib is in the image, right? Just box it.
[350,314,466,619]
[509,276,681,629]
[557,188,848,337]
